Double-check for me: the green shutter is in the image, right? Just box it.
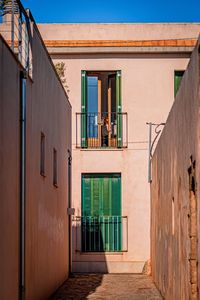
[111,176,121,216]
[92,178,101,216]
[82,177,91,216]
[82,174,121,217]
[174,70,184,97]
[82,174,121,251]
[116,71,122,148]
[81,71,87,147]
[102,177,111,216]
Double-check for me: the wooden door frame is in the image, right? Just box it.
[108,79,111,147]
[98,79,102,147]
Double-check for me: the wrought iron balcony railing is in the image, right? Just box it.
[72,216,128,252]
[0,0,33,74]
[76,112,128,148]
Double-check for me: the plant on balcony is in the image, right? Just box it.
[54,61,69,93]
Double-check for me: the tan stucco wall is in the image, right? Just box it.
[0,36,21,300]
[151,40,200,299]
[0,23,71,299]
[38,23,200,273]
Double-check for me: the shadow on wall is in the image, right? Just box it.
[76,217,122,252]
[71,218,110,272]
[49,221,108,299]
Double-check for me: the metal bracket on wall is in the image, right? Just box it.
[68,149,72,165]
[67,208,75,215]
[146,122,165,183]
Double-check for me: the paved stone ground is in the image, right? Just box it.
[50,274,163,300]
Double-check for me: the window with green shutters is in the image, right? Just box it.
[81,173,122,252]
[80,71,123,148]
[174,70,185,97]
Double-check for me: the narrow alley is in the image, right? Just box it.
[1,1,200,299]
[50,274,163,300]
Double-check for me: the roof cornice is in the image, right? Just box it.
[44,39,197,48]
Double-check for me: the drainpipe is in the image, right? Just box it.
[67,149,72,275]
[19,70,27,300]
[11,0,15,51]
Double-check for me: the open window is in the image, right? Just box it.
[81,71,122,148]
[40,132,45,176]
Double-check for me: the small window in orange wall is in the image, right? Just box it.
[40,133,45,176]
[53,148,58,187]
[174,70,184,97]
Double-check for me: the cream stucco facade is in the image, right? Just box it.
[39,23,200,273]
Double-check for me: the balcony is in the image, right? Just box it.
[73,216,128,252]
[76,112,128,149]
[0,0,33,75]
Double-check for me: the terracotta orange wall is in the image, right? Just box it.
[25,25,71,300]
[151,40,200,299]
[0,22,71,300]
[0,35,21,300]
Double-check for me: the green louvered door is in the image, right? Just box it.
[82,174,121,252]
[116,71,122,147]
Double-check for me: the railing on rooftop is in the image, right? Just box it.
[73,216,128,252]
[0,0,33,74]
[76,112,128,149]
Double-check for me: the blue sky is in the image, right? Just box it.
[21,0,200,23]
